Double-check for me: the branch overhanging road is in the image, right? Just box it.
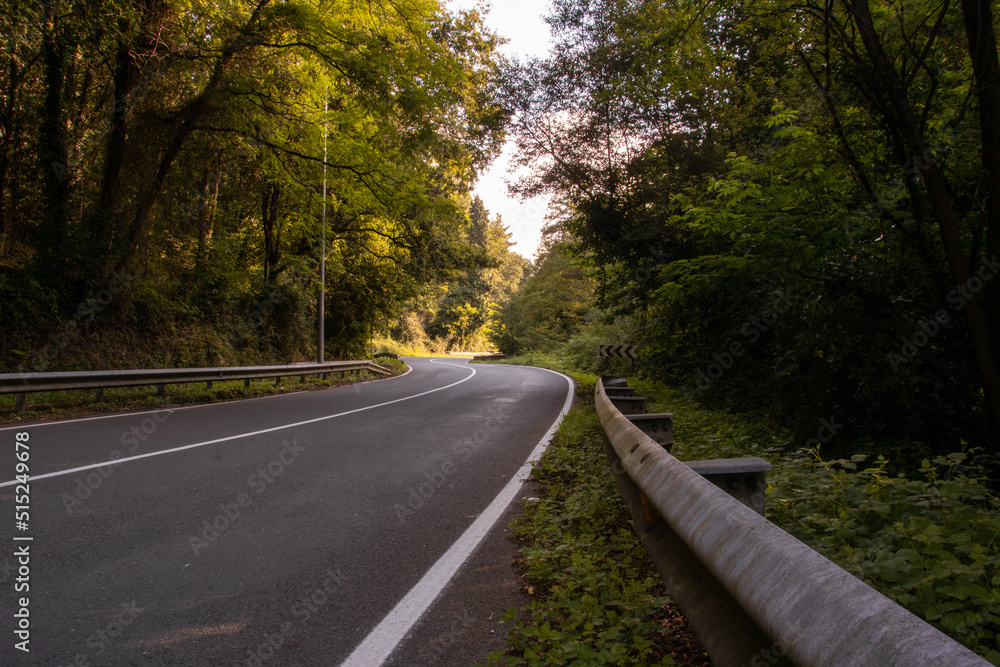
[0,358,572,666]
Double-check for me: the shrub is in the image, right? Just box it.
[768,449,1000,662]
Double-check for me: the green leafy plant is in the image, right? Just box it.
[486,390,705,666]
[768,448,1000,663]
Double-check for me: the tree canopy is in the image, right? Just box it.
[1,0,508,366]
[498,0,1000,453]
[6,0,1000,454]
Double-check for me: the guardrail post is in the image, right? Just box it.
[15,392,25,413]
[300,374,306,383]
[685,458,772,516]
[206,381,213,389]
[94,387,104,403]
[603,442,661,534]
[157,384,165,397]
[244,379,251,389]
[625,414,674,449]
[608,395,647,414]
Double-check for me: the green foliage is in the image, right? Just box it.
[492,355,1000,662]
[501,0,1000,451]
[372,333,447,357]
[369,356,408,375]
[488,403,679,666]
[769,449,1000,662]
[0,0,508,370]
[430,196,528,350]
[0,272,58,336]
[639,377,1000,663]
[491,237,595,356]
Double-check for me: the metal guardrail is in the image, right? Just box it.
[1,361,391,413]
[595,378,989,667]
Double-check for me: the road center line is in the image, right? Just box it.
[0,362,473,489]
[339,366,575,667]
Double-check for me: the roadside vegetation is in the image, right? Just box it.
[485,373,708,667]
[466,3,1000,657]
[492,0,1000,457]
[1,1,519,374]
[480,356,1000,663]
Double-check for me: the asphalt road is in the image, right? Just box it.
[0,358,572,666]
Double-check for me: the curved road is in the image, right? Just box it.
[0,358,572,666]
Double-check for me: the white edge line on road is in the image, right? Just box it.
[0,362,415,432]
[0,361,468,489]
[339,366,575,667]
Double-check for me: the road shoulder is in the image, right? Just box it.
[384,478,538,666]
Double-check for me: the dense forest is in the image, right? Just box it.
[3,0,1000,457]
[0,0,518,369]
[489,0,1000,458]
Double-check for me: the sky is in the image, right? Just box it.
[446,0,555,259]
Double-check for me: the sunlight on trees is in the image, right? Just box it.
[0,0,508,365]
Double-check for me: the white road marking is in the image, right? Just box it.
[340,366,574,667]
[0,363,413,432]
[0,361,470,489]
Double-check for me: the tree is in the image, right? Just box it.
[505,0,1000,450]
[432,196,528,349]
[1,0,508,369]
[491,231,593,355]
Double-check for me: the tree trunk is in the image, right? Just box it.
[262,184,281,283]
[196,170,219,268]
[93,0,167,269]
[93,40,139,244]
[847,0,1000,439]
[36,6,72,297]
[109,118,197,278]
[960,0,1000,372]
[0,40,23,261]
[106,12,245,281]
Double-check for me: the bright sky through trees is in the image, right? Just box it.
[447,0,554,257]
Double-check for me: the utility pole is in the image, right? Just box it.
[319,88,327,364]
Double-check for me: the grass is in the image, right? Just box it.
[0,359,408,424]
[485,371,708,667]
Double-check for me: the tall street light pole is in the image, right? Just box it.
[319,89,327,364]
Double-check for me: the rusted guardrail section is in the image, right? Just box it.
[595,378,988,667]
[1,360,391,413]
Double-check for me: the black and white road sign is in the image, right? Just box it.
[600,344,639,359]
